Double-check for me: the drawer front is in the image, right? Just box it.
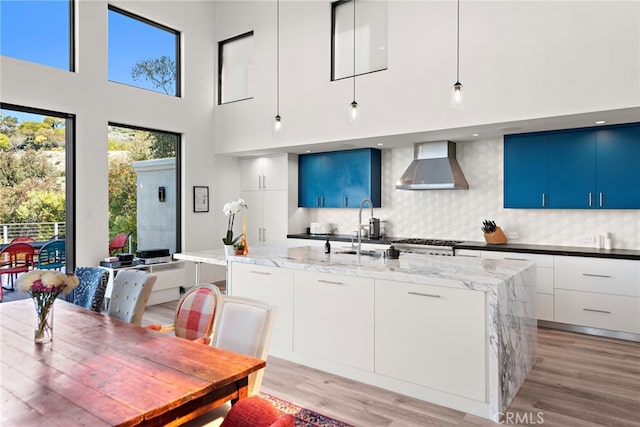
[555,289,640,334]
[480,251,554,268]
[454,249,481,258]
[375,280,487,402]
[536,293,554,321]
[554,256,639,297]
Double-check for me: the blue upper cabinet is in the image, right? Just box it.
[504,123,640,209]
[298,152,342,207]
[504,134,549,208]
[548,130,595,208]
[342,149,381,208]
[298,148,381,208]
[595,124,640,208]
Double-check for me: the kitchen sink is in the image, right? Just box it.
[334,249,382,258]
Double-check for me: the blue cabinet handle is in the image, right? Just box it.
[600,192,604,207]
[542,193,546,207]
[589,192,593,207]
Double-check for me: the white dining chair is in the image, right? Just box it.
[107,270,156,326]
[212,295,276,396]
[182,295,276,427]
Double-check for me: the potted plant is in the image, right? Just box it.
[222,198,248,256]
[233,242,245,255]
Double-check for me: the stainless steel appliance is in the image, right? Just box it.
[395,141,469,190]
[391,238,463,256]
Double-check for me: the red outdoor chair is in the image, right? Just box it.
[0,242,35,293]
[11,236,35,243]
[109,233,130,256]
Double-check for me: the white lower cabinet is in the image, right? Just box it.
[230,263,294,354]
[554,256,640,334]
[480,251,554,321]
[555,289,640,334]
[374,279,487,402]
[105,261,185,307]
[293,270,374,371]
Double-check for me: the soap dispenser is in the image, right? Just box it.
[324,239,331,254]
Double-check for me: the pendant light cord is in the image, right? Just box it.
[456,0,460,83]
[352,0,356,102]
[276,0,280,116]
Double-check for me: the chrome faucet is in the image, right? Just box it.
[357,198,374,256]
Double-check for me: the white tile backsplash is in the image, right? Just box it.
[307,140,640,249]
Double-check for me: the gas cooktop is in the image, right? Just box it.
[392,238,464,247]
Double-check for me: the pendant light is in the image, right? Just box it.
[348,0,359,124]
[451,0,464,109]
[273,0,283,135]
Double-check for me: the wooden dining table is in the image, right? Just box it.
[0,299,266,426]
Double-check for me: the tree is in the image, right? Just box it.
[108,156,137,244]
[0,113,18,137]
[131,55,176,95]
[150,132,176,159]
[0,150,61,224]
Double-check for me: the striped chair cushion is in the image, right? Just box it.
[175,287,217,340]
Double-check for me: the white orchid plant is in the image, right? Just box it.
[222,198,248,245]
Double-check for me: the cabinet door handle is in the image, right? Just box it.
[262,228,266,242]
[344,196,348,207]
[318,279,344,285]
[583,308,611,314]
[456,254,478,258]
[588,192,593,207]
[321,196,324,207]
[258,175,262,189]
[505,257,528,261]
[599,192,603,207]
[408,291,441,298]
[250,270,271,275]
[542,193,546,207]
[582,273,611,278]
[262,175,266,189]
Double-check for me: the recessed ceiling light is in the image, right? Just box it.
[472,133,480,137]
[305,150,312,153]
[377,143,383,146]
[595,120,606,124]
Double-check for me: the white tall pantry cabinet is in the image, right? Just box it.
[240,154,294,247]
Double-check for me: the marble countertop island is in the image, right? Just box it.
[222,245,537,420]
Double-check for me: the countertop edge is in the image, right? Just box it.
[287,234,640,260]
[454,242,640,260]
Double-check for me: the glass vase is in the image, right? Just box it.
[34,301,53,344]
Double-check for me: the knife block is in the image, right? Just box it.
[484,226,508,244]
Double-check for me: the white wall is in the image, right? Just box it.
[213,1,640,154]
[306,142,640,250]
[1,0,225,267]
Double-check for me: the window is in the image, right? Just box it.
[218,31,254,104]
[107,124,181,255]
[332,0,388,80]
[108,6,180,96]
[0,103,75,270]
[0,0,73,71]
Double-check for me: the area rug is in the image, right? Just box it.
[260,393,354,427]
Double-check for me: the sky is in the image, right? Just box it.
[0,0,177,98]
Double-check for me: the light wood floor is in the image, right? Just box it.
[142,302,640,427]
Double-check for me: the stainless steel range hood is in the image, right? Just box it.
[395,141,469,190]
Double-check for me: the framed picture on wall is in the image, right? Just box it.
[193,186,209,212]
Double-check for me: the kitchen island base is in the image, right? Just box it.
[227,246,537,421]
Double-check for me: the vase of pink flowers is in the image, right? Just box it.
[17,270,79,344]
